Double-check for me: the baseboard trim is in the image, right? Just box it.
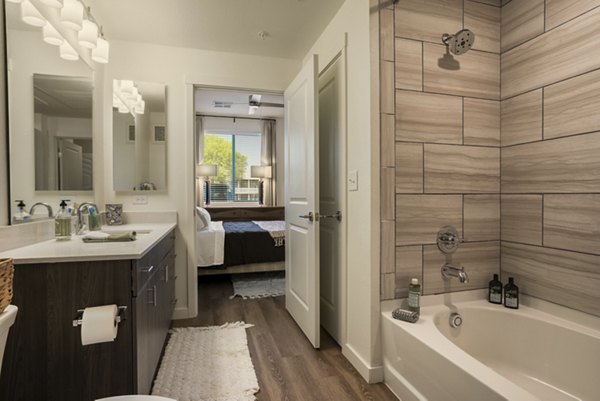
[342,343,384,384]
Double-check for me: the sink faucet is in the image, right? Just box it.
[442,263,469,283]
[29,202,54,218]
[77,202,99,234]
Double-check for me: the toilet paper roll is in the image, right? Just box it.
[80,304,118,346]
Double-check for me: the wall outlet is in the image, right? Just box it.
[348,170,358,191]
[133,195,148,205]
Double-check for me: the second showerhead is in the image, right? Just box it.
[442,29,475,55]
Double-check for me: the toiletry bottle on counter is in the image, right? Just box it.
[12,200,32,224]
[55,200,72,240]
[504,277,519,309]
[408,278,421,314]
[88,206,101,231]
[488,274,503,304]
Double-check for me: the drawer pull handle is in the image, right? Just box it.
[141,265,155,274]
[147,285,157,306]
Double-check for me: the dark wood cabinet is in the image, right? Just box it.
[0,230,176,401]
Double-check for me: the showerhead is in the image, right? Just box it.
[442,29,475,55]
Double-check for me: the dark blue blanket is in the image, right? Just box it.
[222,221,285,267]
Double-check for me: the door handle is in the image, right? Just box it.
[321,211,342,222]
[299,212,319,222]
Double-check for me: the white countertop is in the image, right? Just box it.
[0,223,177,264]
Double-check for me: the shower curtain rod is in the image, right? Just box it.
[196,113,276,122]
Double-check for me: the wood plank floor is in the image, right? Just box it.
[172,275,399,401]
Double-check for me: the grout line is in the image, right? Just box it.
[543,0,547,32]
[502,240,600,257]
[421,41,424,91]
[397,87,500,102]
[541,87,545,141]
[501,130,600,148]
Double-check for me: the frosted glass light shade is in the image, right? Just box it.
[59,41,79,61]
[127,86,139,100]
[60,0,83,31]
[21,1,46,27]
[78,19,98,48]
[42,23,64,46]
[40,0,63,8]
[196,164,218,177]
[134,100,145,115]
[91,37,109,64]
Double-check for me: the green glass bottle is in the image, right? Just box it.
[408,278,421,314]
[55,200,72,241]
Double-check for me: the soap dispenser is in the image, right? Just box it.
[504,277,519,309]
[12,200,32,224]
[55,200,72,240]
[488,274,503,304]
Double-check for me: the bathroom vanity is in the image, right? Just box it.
[0,223,176,401]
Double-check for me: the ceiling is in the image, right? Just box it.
[34,75,93,118]
[87,0,345,59]
[195,88,284,118]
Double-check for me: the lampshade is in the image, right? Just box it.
[40,0,63,8]
[59,41,79,61]
[119,79,134,96]
[60,0,83,31]
[92,37,110,64]
[21,0,46,27]
[196,164,218,177]
[250,165,272,179]
[78,19,98,48]
[42,23,64,46]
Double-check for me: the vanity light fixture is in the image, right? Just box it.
[43,23,65,46]
[21,0,47,27]
[60,0,84,30]
[114,80,145,115]
[78,19,98,48]
[59,41,79,61]
[40,0,63,8]
[91,36,110,63]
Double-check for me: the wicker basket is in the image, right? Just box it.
[0,259,14,313]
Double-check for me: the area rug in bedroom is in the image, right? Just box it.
[152,322,259,401]
[230,272,285,299]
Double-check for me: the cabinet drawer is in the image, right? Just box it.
[133,231,175,295]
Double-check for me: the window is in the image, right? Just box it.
[204,132,262,203]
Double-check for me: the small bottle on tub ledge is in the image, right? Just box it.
[408,278,421,314]
[504,277,519,309]
[488,274,503,304]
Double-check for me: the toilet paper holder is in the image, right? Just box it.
[72,306,127,327]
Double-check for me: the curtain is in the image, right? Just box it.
[195,116,204,206]
[261,120,277,206]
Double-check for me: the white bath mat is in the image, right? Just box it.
[230,272,285,299]
[152,322,259,401]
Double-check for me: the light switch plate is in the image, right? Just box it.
[348,170,358,191]
[133,195,148,205]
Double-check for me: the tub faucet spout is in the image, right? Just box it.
[442,263,469,283]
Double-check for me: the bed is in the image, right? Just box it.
[196,206,286,275]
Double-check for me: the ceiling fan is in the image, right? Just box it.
[248,94,283,115]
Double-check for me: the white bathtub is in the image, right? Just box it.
[381,290,600,401]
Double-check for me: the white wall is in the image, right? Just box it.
[303,0,381,382]
[100,40,299,319]
[0,8,8,226]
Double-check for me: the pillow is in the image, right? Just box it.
[195,206,212,231]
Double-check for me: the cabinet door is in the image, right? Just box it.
[135,278,156,394]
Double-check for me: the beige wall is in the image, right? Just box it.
[499,0,600,317]
[380,0,501,300]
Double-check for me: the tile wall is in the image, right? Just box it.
[380,0,600,317]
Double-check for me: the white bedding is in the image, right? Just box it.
[196,221,225,266]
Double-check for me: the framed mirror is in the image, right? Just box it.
[112,80,167,192]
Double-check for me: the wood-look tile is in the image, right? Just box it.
[546,0,600,31]
[501,132,600,193]
[465,1,500,53]
[381,61,395,114]
[501,0,544,52]
[424,145,500,193]
[464,195,500,241]
[395,0,462,43]
[423,241,500,294]
[381,114,395,167]
[395,142,423,193]
[501,89,542,146]
[396,90,462,144]
[423,43,500,100]
[476,0,502,5]
[544,69,600,140]
[395,246,423,298]
[501,195,543,245]
[381,273,396,300]
[394,38,422,91]
[501,242,600,317]
[544,195,600,255]
[380,8,395,62]
[381,220,396,274]
[381,167,395,220]
[464,98,500,146]
[502,7,600,99]
[396,195,462,245]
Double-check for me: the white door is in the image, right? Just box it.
[58,139,83,190]
[284,55,320,348]
[318,52,346,345]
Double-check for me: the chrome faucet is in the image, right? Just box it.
[29,202,54,218]
[77,202,99,234]
[442,263,469,283]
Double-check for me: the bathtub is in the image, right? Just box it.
[381,290,600,401]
